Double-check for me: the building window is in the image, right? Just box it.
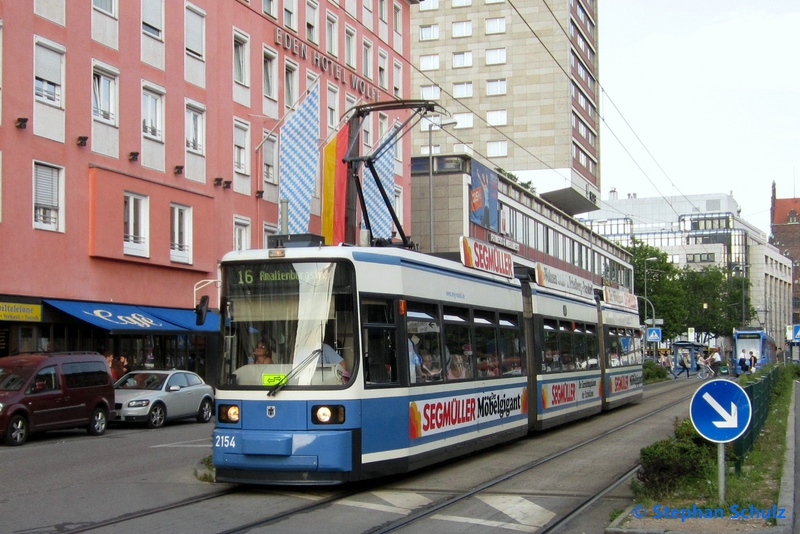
[326,12,338,56]
[234,120,250,175]
[170,204,192,264]
[345,26,356,68]
[263,0,276,17]
[378,0,387,21]
[420,85,440,100]
[327,84,339,133]
[485,17,506,34]
[789,210,798,223]
[92,64,118,124]
[452,51,472,68]
[420,54,440,71]
[487,140,507,157]
[487,78,507,95]
[234,216,251,251]
[363,39,373,79]
[453,0,471,5]
[262,134,277,185]
[124,192,149,257]
[284,0,297,29]
[233,30,249,86]
[35,41,64,106]
[363,117,372,148]
[453,112,473,128]
[263,47,277,100]
[393,60,402,98]
[393,3,402,33]
[306,1,318,43]
[142,86,164,141]
[93,0,116,16]
[142,0,163,39]
[419,0,438,10]
[378,51,388,89]
[453,82,473,98]
[285,61,298,109]
[420,24,439,41]
[486,109,507,126]
[185,101,205,154]
[33,163,62,232]
[486,47,506,65]
[452,21,472,38]
[185,5,205,60]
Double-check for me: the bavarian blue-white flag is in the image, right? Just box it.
[279,82,321,234]
[362,129,397,240]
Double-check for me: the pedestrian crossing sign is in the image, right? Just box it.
[647,328,662,342]
[793,325,800,342]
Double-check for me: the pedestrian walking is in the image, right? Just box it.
[675,351,691,378]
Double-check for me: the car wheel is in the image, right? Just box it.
[147,403,166,428]
[196,398,214,423]
[4,414,28,446]
[87,408,108,436]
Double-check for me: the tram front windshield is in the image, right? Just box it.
[219,260,356,389]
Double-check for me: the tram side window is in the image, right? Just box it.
[443,307,473,381]
[573,323,587,369]
[407,302,442,384]
[559,323,576,371]
[474,310,499,378]
[607,328,621,367]
[585,326,598,369]
[628,329,644,365]
[543,319,559,372]
[362,299,398,385]
[498,313,524,376]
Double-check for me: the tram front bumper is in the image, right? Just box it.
[213,429,353,472]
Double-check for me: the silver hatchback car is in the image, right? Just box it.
[114,370,214,428]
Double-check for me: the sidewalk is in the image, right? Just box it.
[605,382,797,534]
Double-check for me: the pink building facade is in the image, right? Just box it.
[0,0,416,377]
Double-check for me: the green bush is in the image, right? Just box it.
[643,360,668,382]
[636,418,715,500]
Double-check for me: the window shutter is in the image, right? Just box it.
[35,45,62,84]
[35,165,59,208]
[142,0,162,31]
[185,9,203,56]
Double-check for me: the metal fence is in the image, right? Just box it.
[733,366,779,474]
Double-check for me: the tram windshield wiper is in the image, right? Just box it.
[267,349,322,397]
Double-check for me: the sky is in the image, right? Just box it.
[597,0,800,236]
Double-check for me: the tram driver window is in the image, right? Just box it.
[361,299,398,385]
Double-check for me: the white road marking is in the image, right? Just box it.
[337,500,411,515]
[371,490,433,509]
[433,514,537,532]
[478,494,556,527]
[151,438,212,448]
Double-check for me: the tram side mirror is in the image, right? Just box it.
[195,295,210,326]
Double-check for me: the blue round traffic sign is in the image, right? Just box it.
[689,379,752,443]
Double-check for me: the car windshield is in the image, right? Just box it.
[218,260,356,390]
[116,372,167,391]
[0,367,34,391]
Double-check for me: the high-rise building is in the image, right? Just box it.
[411,0,600,216]
[0,0,416,378]
[770,182,800,325]
[580,191,792,344]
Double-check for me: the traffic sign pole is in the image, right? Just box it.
[689,380,752,503]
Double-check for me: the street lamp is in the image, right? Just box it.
[643,257,658,327]
[426,116,458,253]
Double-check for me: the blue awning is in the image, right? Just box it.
[44,299,219,334]
[139,306,220,333]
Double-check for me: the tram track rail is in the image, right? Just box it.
[60,381,694,534]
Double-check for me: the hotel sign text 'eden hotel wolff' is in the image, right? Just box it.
[275,28,383,102]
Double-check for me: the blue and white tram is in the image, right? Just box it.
[733,328,777,372]
[211,242,641,485]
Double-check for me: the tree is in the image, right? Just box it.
[626,241,686,340]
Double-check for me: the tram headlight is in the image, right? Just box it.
[312,405,345,425]
[218,404,240,423]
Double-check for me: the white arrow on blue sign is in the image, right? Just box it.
[689,380,752,443]
[646,327,661,342]
[793,325,800,342]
